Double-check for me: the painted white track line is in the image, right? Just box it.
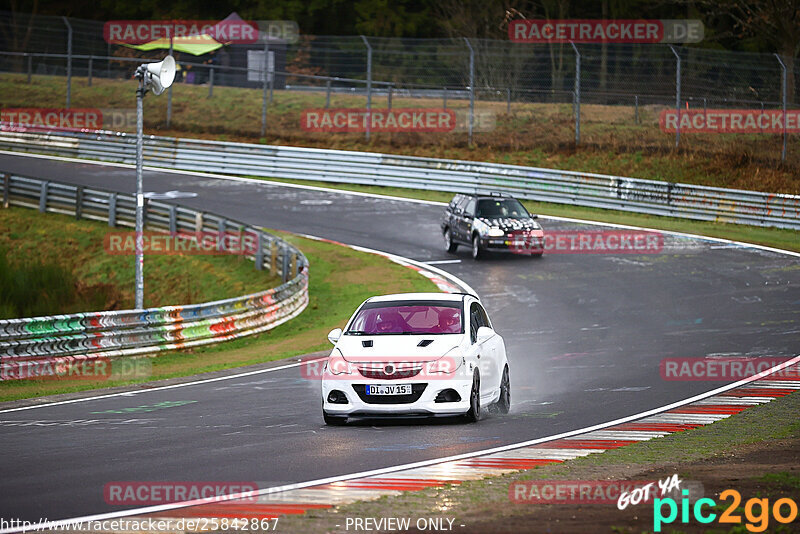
[1,150,799,532]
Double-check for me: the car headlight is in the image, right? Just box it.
[426,348,465,375]
[487,227,505,237]
[326,350,357,376]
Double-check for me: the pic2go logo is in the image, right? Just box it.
[654,489,798,532]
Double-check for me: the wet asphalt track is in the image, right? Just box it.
[0,152,798,522]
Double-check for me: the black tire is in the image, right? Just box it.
[444,228,458,253]
[471,235,483,260]
[496,366,510,414]
[323,411,347,426]
[530,251,543,258]
[464,371,482,422]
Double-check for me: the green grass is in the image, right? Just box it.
[0,224,438,402]
[0,207,279,313]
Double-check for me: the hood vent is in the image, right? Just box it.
[417,339,433,347]
[361,340,373,348]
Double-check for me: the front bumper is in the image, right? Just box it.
[322,377,473,417]
[483,235,544,254]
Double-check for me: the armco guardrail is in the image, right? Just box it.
[1,126,799,230]
[0,172,309,380]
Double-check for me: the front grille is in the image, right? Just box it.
[353,384,427,404]
[357,365,422,380]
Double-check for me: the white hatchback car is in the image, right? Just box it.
[321,292,509,425]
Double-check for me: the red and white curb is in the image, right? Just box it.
[100,364,797,529]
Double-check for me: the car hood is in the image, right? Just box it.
[478,217,542,232]
[336,335,460,363]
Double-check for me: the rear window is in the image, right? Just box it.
[345,301,463,335]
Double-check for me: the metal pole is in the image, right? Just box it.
[261,43,269,137]
[208,67,214,98]
[27,54,32,83]
[388,85,393,110]
[361,36,372,141]
[62,17,72,109]
[464,38,474,145]
[669,45,681,148]
[107,42,111,78]
[443,87,447,109]
[325,79,331,109]
[88,56,93,86]
[634,95,639,124]
[166,35,173,128]
[506,88,511,114]
[775,54,788,161]
[570,42,580,145]
[135,80,145,310]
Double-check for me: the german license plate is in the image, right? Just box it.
[366,384,412,395]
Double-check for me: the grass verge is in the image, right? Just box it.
[0,212,438,402]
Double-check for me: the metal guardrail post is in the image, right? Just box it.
[570,42,581,145]
[75,186,83,220]
[62,17,72,109]
[281,246,290,283]
[271,240,278,273]
[669,45,681,148]
[108,193,117,226]
[218,218,227,252]
[39,181,48,212]
[255,232,264,271]
[195,212,204,233]
[168,205,177,233]
[88,56,93,87]
[208,67,214,98]
[361,36,372,142]
[463,38,475,145]
[2,174,9,208]
[290,253,297,278]
[775,54,788,162]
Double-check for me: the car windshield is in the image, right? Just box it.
[476,198,530,219]
[345,301,463,335]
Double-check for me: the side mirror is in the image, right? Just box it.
[327,328,342,345]
[532,214,539,219]
[476,326,494,344]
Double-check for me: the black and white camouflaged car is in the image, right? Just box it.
[441,193,545,259]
